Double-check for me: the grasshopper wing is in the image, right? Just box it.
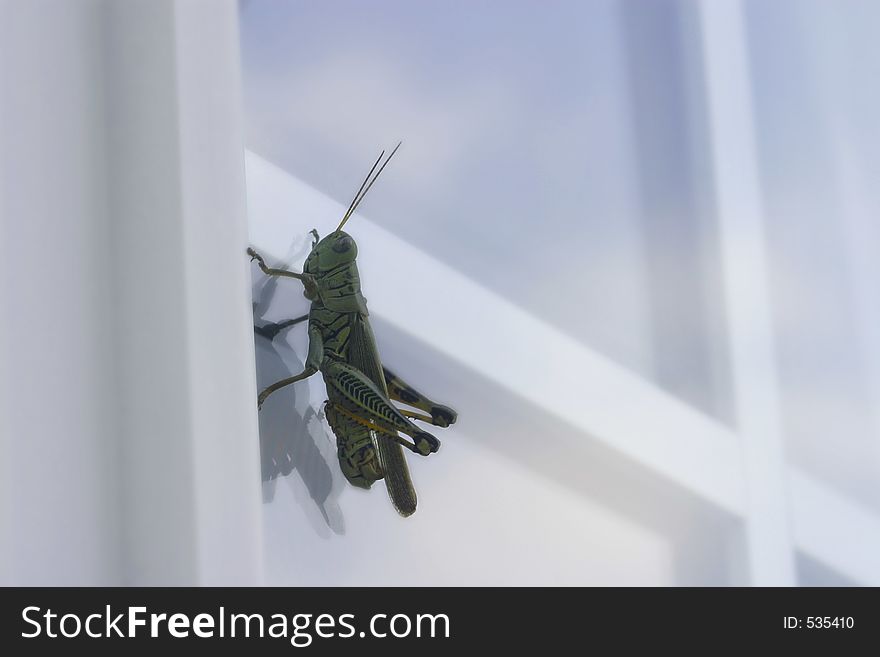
[347,315,418,516]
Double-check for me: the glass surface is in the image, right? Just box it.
[240,0,732,423]
[240,0,734,586]
[746,0,880,512]
[241,0,880,585]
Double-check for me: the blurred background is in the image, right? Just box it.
[241,0,880,586]
[1,0,878,585]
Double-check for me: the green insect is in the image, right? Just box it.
[247,144,457,516]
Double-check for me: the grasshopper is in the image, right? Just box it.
[247,144,457,516]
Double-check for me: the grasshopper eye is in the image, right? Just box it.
[332,236,353,253]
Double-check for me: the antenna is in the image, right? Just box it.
[336,141,402,232]
[338,149,384,231]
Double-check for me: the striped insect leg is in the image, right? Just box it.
[383,367,458,428]
[321,360,440,456]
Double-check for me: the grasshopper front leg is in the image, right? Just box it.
[248,247,318,298]
[257,324,323,409]
[322,360,440,455]
[383,367,458,428]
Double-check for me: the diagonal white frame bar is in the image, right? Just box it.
[247,153,746,515]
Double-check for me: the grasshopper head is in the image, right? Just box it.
[303,230,358,275]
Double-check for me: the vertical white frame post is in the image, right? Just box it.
[0,0,263,585]
[698,0,795,585]
[104,0,263,585]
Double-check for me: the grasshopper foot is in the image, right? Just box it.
[256,322,285,340]
[430,405,457,428]
[414,431,440,456]
[247,247,266,266]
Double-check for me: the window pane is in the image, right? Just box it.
[241,0,732,422]
[746,0,880,512]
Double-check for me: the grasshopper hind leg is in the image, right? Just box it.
[383,367,458,428]
[322,360,442,456]
[324,396,419,515]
